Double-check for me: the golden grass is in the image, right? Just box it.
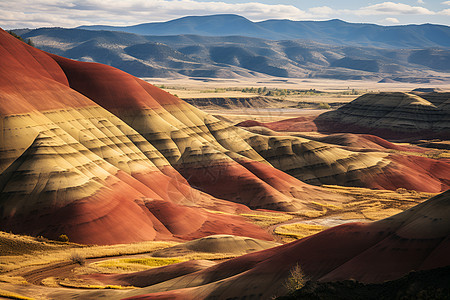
[362,208,403,220]
[73,252,236,276]
[293,209,327,218]
[0,275,28,285]
[240,212,294,228]
[275,223,328,241]
[0,231,77,257]
[0,289,34,300]
[93,257,185,272]
[147,77,439,93]
[157,85,360,104]
[0,237,178,273]
[0,183,437,298]
[58,281,135,290]
[386,149,450,160]
[322,185,434,213]
[0,185,433,273]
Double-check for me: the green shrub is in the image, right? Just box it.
[58,234,69,243]
[317,102,331,109]
[6,30,34,46]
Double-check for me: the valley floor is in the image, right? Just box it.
[0,185,438,299]
[1,80,449,299]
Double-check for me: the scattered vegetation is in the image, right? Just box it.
[6,31,34,46]
[240,87,323,97]
[341,88,360,95]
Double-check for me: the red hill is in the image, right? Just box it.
[121,190,450,299]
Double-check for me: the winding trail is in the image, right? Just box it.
[20,254,150,286]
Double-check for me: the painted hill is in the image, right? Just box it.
[239,92,450,140]
[0,29,283,244]
[1,29,448,246]
[3,28,450,247]
[116,190,450,299]
[17,27,450,80]
[239,129,450,193]
[77,14,450,49]
[315,92,450,139]
[1,28,355,244]
[151,234,281,257]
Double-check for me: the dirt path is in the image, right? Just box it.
[19,254,150,286]
[22,261,75,285]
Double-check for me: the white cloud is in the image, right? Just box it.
[0,0,313,29]
[439,8,450,15]
[308,6,335,17]
[0,0,446,29]
[384,17,400,23]
[417,0,425,4]
[358,2,434,15]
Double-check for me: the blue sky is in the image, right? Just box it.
[2,0,450,29]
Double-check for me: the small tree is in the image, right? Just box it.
[284,263,308,293]
[6,30,34,47]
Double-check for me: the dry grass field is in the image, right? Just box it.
[1,78,448,299]
[0,184,437,298]
[150,78,450,123]
[147,77,450,93]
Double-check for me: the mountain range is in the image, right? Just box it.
[16,25,450,81]
[77,14,450,49]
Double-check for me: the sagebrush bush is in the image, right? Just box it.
[70,252,85,266]
[58,234,69,243]
[318,102,331,109]
[284,263,308,293]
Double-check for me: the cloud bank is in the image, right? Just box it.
[1,0,448,29]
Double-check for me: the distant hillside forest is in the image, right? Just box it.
[7,30,34,46]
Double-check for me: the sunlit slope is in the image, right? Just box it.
[315,92,450,139]
[239,131,450,193]
[50,53,342,211]
[120,190,450,299]
[151,234,281,257]
[238,92,450,140]
[0,29,274,244]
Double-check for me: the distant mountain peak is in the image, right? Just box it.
[76,14,450,49]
